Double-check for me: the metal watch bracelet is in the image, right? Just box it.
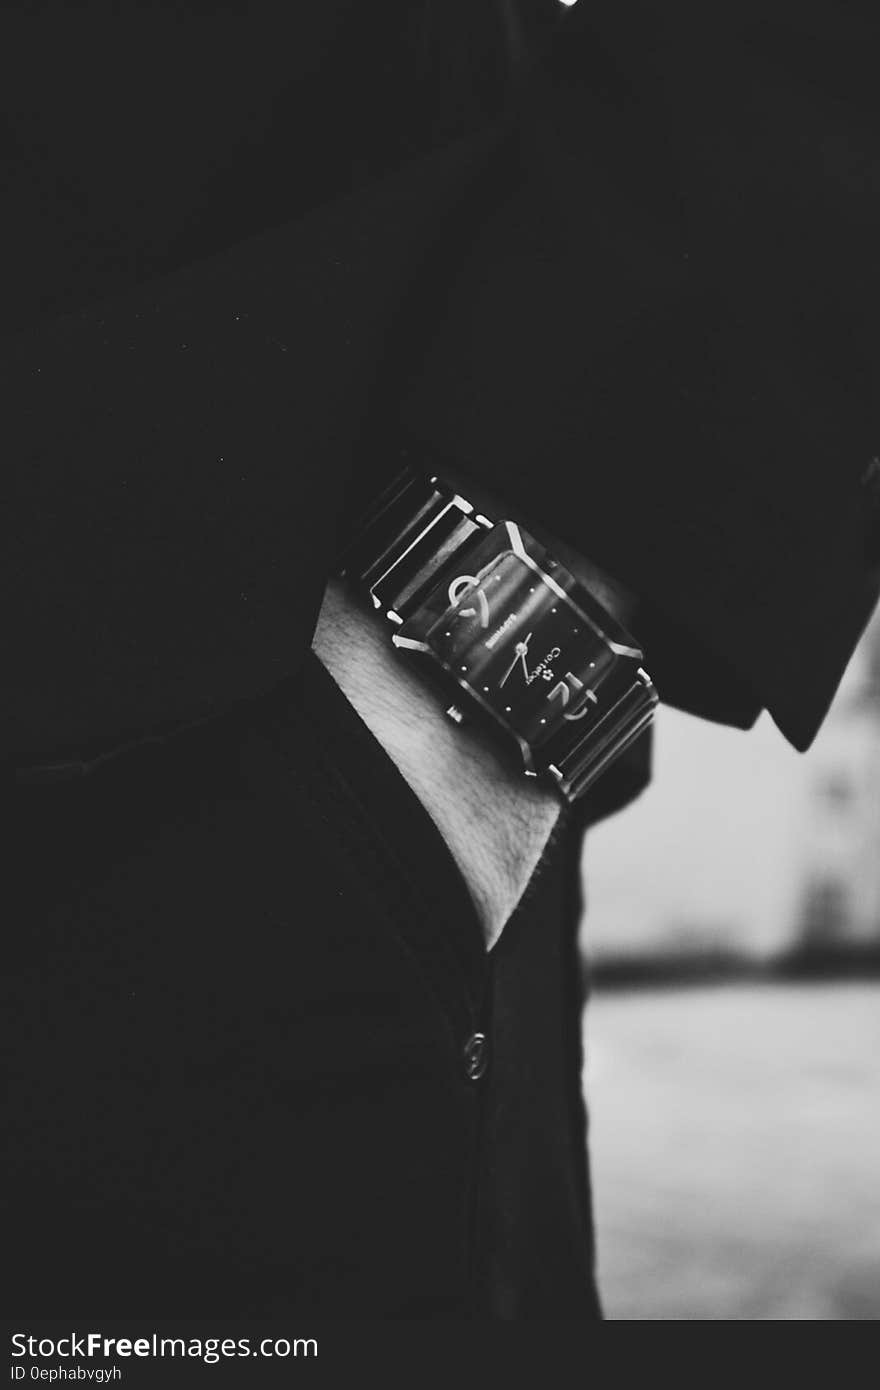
[339,469,657,803]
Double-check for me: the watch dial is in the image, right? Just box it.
[424,548,615,749]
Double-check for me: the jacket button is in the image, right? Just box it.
[462,1031,489,1081]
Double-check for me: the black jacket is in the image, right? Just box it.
[5,2,880,774]
[3,0,880,1320]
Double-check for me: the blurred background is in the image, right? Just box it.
[580,609,880,1320]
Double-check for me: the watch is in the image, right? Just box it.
[339,469,657,804]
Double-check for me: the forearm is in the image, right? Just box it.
[312,574,561,951]
[312,470,644,950]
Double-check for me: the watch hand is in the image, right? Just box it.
[498,633,532,688]
[498,653,520,688]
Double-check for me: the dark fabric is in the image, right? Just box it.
[4,2,880,771]
[4,0,880,1323]
[3,654,599,1319]
[471,810,601,1319]
[397,4,880,749]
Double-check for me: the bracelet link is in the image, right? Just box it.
[547,669,657,802]
[340,470,490,622]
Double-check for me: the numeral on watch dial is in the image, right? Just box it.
[548,672,598,721]
[447,574,490,629]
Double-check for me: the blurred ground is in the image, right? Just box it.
[584,980,880,1320]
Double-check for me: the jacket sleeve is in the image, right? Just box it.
[3,119,502,773]
[6,4,879,771]
[397,2,880,749]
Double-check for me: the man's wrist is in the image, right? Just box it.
[337,463,655,805]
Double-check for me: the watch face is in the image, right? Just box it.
[397,521,627,760]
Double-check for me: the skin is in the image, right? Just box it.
[312,474,640,951]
